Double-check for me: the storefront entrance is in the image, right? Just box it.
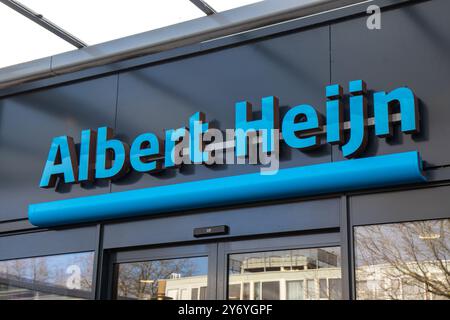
[109,232,341,300]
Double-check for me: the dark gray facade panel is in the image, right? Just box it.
[0,75,118,222]
[330,0,450,167]
[0,226,97,261]
[113,243,213,263]
[219,232,340,253]
[102,197,340,249]
[350,184,450,226]
[0,219,36,234]
[111,26,331,192]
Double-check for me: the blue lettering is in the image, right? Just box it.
[282,104,321,149]
[374,87,419,137]
[235,96,279,158]
[39,136,78,188]
[78,129,96,182]
[130,133,162,173]
[189,112,209,164]
[95,127,130,179]
[326,84,344,144]
[342,80,368,158]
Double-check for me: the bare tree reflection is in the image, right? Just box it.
[116,258,200,300]
[355,219,449,300]
[0,252,95,299]
[72,253,94,290]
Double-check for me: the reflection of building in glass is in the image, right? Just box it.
[229,248,338,273]
[228,269,342,300]
[356,261,450,300]
[163,276,208,300]
[138,248,343,300]
[162,269,342,300]
[159,247,342,300]
[227,248,341,300]
[355,219,449,300]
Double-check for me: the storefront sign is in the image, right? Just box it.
[38,80,420,188]
[29,80,426,227]
[29,151,426,227]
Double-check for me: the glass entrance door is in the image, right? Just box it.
[218,232,342,300]
[110,232,342,300]
[111,243,216,300]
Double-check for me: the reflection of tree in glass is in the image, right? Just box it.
[0,252,94,299]
[70,254,94,290]
[27,253,94,290]
[117,258,199,300]
[355,219,449,299]
[32,258,49,283]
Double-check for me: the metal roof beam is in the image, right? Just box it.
[189,0,217,15]
[0,0,87,48]
[0,0,372,89]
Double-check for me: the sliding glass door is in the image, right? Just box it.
[219,232,342,300]
[110,232,342,300]
[111,244,217,300]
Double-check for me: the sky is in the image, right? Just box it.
[0,0,262,69]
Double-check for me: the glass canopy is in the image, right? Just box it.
[0,4,73,69]
[206,0,263,12]
[0,0,263,69]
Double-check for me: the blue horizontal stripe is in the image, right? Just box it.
[29,151,426,227]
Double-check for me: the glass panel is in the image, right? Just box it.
[207,0,264,12]
[115,256,208,300]
[18,0,205,45]
[228,247,341,300]
[329,278,342,300]
[306,279,315,299]
[0,0,265,69]
[261,281,279,300]
[0,5,73,68]
[286,280,303,300]
[199,286,207,300]
[0,252,94,300]
[242,282,250,300]
[319,278,328,299]
[228,283,241,300]
[254,281,261,300]
[191,287,199,300]
[355,219,450,300]
[180,288,189,299]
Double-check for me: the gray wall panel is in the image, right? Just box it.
[330,0,450,167]
[0,226,97,261]
[0,76,118,221]
[112,26,331,192]
[350,184,450,226]
[103,197,340,249]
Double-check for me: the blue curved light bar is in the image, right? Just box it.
[29,151,426,227]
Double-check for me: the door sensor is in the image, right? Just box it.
[193,225,229,237]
